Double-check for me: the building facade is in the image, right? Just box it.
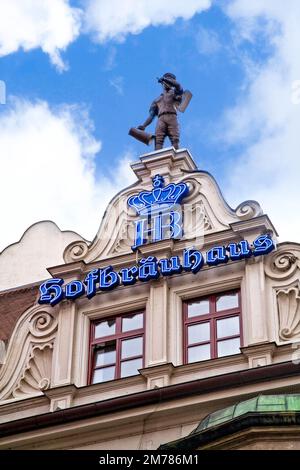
[0,148,300,450]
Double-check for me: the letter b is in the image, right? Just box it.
[99,266,119,290]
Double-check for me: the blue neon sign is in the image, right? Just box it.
[127,174,189,250]
[38,235,276,306]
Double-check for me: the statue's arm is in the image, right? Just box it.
[162,77,183,96]
[138,102,158,130]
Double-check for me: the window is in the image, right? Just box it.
[183,291,242,364]
[89,311,144,384]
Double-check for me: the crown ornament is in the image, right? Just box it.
[128,174,189,216]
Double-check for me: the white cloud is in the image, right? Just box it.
[196,27,221,55]
[221,0,300,242]
[83,0,212,42]
[104,46,117,71]
[0,98,135,252]
[0,0,82,71]
[0,0,213,67]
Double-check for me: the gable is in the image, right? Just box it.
[63,148,269,265]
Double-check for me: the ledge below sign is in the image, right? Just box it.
[38,235,275,306]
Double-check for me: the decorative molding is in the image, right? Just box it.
[241,343,276,368]
[0,306,58,401]
[140,363,175,389]
[265,249,299,280]
[110,219,135,255]
[12,344,53,399]
[183,200,213,242]
[61,150,262,264]
[277,286,300,341]
[44,384,77,411]
[181,178,201,203]
[29,310,57,338]
[235,200,262,221]
[200,203,213,232]
[196,201,213,231]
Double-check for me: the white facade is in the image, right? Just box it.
[0,221,86,291]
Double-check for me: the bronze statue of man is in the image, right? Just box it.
[138,73,184,150]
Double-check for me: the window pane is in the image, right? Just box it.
[95,319,115,338]
[188,344,211,363]
[122,313,143,332]
[121,337,143,359]
[217,338,240,357]
[216,293,239,311]
[95,342,116,367]
[121,358,143,378]
[92,366,115,384]
[188,323,210,345]
[187,300,210,318]
[217,316,240,339]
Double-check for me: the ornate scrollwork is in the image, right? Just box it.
[183,201,212,241]
[63,240,89,263]
[0,305,58,401]
[29,311,57,338]
[111,220,135,254]
[235,200,263,220]
[179,178,200,203]
[198,202,212,231]
[265,250,299,280]
[277,287,300,341]
[12,344,53,398]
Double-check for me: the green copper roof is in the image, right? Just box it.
[193,394,300,433]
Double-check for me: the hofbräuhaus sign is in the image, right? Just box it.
[38,175,275,306]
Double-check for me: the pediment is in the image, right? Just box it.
[63,148,266,265]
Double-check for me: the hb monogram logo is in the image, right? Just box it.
[127,174,189,251]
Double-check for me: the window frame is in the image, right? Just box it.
[183,290,243,364]
[88,310,145,384]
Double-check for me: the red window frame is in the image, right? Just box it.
[183,290,243,364]
[88,311,145,384]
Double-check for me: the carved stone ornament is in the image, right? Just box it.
[111,219,135,255]
[63,240,89,263]
[277,286,300,341]
[235,200,262,221]
[264,249,299,281]
[12,344,53,398]
[0,306,58,401]
[183,201,213,241]
[180,178,200,203]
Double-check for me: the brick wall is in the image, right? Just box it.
[0,286,39,342]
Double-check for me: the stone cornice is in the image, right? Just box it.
[0,360,300,440]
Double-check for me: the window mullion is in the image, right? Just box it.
[210,319,216,359]
[115,336,122,379]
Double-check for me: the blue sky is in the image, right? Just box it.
[0,0,299,250]
[0,4,246,174]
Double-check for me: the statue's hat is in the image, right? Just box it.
[163,73,176,80]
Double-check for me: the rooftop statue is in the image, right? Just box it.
[129,73,192,150]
